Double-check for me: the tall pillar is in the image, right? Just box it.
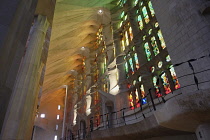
[1,15,49,140]
[0,0,38,133]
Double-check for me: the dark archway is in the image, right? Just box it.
[105,101,114,128]
[80,120,86,139]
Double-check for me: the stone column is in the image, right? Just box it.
[1,15,49,140]
[0,0,38,133]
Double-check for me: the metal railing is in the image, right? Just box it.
[66,54,210,140]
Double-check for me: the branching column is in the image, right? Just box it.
[1,15,49,140]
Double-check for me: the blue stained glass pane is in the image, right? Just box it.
[142,98,147,105]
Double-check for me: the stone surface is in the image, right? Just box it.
[1,15,49,140]
[151,0,210,93]
[0,0,38,135]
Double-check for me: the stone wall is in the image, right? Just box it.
[151,0,210,93]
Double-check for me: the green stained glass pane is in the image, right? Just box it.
[166,55,171,62]
[117,0,121,6]
[140,2,143,6]
[150,66,155,73]
[132,46,135,51]
[120,11,124,19]
[148,29,152,35]
[142,6,150,24]
[151,36,160,56]
[138,76,142,82]
[125,61,128,73]
[134,53,140,70]
[155,22,159,28]
[143,35,146,40]
[158,30,166,49]
[129,58,134,74]
[124,14,127,20]
[118,0,123,7]
[133,80,136,85]
[134,0,138,6]
[148,1,155,17]
[153,76,157,85]
[158,61,163,68]
[144,42,152,61]
[138,15,143,30]
[119,21,123,28]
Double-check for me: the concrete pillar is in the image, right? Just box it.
[1,15,49,140]
[196,124,210,140]
[0,0,38,133]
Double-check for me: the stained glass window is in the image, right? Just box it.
[129,58,134,75]
[140,85,147,104]
[118,0,126,7]
[135,89,140,108]
[121,38,125,51]
[129,26,133,41]
[150,66,155,73]
[143,35,146,40]
[144,42,152,61]
[129,93,134,110]
[140,1,143,6]
[148,1,155,17]
[138,15,144,30]
[166,55,171,62]
[124,14,128,21]
[119,21,123,28]
[133,80,136,85]
[148,29,152,35]
[169,66,181,89]
[153,76,161,97]
[132,46,135,51]
[142,6,150,24]
[157,30,166,49]
[160,72,172,94]
[155,22,159,28]
[151,36,160,55]
[158,61,163,68]
[134,0,138,6]
[121,11,125,19]
[134,53,140,70]
[138,76,142,82]
[125,31,129,46]
[125,59,129,78]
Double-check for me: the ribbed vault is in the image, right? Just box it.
[41,0,116,103]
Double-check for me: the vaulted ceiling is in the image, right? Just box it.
[35,0,117,105]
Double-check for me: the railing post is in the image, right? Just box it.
[149,88,156,111]
[90,119,93,132]
[188,61,199,90]
[106,113,109,128]
[122,108,126,125]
